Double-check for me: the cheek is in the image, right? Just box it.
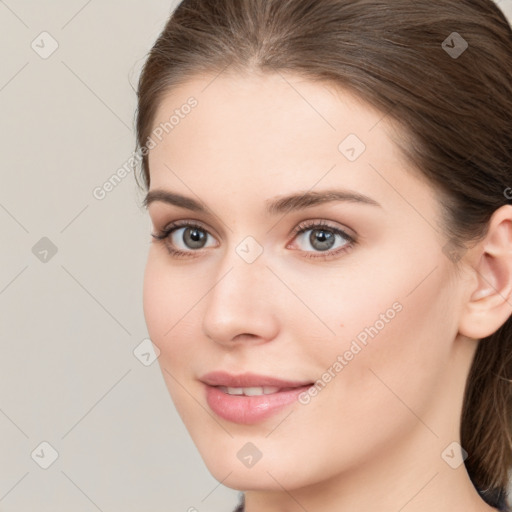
[316,262,456,429]
[260,268,457,482]
[143,250,196,340]
[292,247,456,415]
[143,253,201,417]
[142,255,168,341]
[142,250,207,378]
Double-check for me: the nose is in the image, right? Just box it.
[201,252,280,346]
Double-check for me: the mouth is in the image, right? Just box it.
[216,385,301,396]
[200,371,314,424]
[200,370,313,389]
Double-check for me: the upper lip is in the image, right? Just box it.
[200,371,313,388]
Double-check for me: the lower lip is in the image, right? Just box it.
[204,384,313,424]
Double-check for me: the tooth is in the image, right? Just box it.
[243,386,265,396]
[219,386,284,396]
[226,387,244,395]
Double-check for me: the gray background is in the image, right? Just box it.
[1,1,511,511]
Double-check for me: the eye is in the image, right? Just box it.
[171,226,214,250]
[151,221,218,256]
[151,219,356,260]
[289,220,355,258]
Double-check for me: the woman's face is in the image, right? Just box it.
[143,71,472,492]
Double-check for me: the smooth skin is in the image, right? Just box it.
[142,70,512,512]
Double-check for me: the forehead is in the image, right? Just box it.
[151,71,387,144]
[149,72,398,171]
[145,71,438,227]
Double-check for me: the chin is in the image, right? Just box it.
[199,449,313,492]
[208,468,292,492]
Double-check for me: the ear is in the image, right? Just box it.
[458,205,512,340]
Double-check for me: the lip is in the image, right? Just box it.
[200,371,312,388]
[200,371,314,425]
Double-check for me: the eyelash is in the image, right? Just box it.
[151,220,356,260]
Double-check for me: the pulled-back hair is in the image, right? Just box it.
[135,0,512,507]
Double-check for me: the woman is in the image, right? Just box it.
[135,0,512,510]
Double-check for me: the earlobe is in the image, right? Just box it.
[458,205,512,340]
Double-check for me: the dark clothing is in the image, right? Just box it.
[232,487,510,511]
[233,494,244,512]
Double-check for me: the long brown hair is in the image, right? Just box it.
[135,0,512,507]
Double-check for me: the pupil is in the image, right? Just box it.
[310,229,335,251]
[184,228,206,248]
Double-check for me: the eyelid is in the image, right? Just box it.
[151,220,219,259]
[286,220,354,253]
[154,219,353,241]
[288,219,356,243]
[158,219,221,242]
[152,218,357,259]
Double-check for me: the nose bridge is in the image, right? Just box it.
[201,239,279,344]
[213,233,268,301]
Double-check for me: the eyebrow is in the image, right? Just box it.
[143,188,382,214]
